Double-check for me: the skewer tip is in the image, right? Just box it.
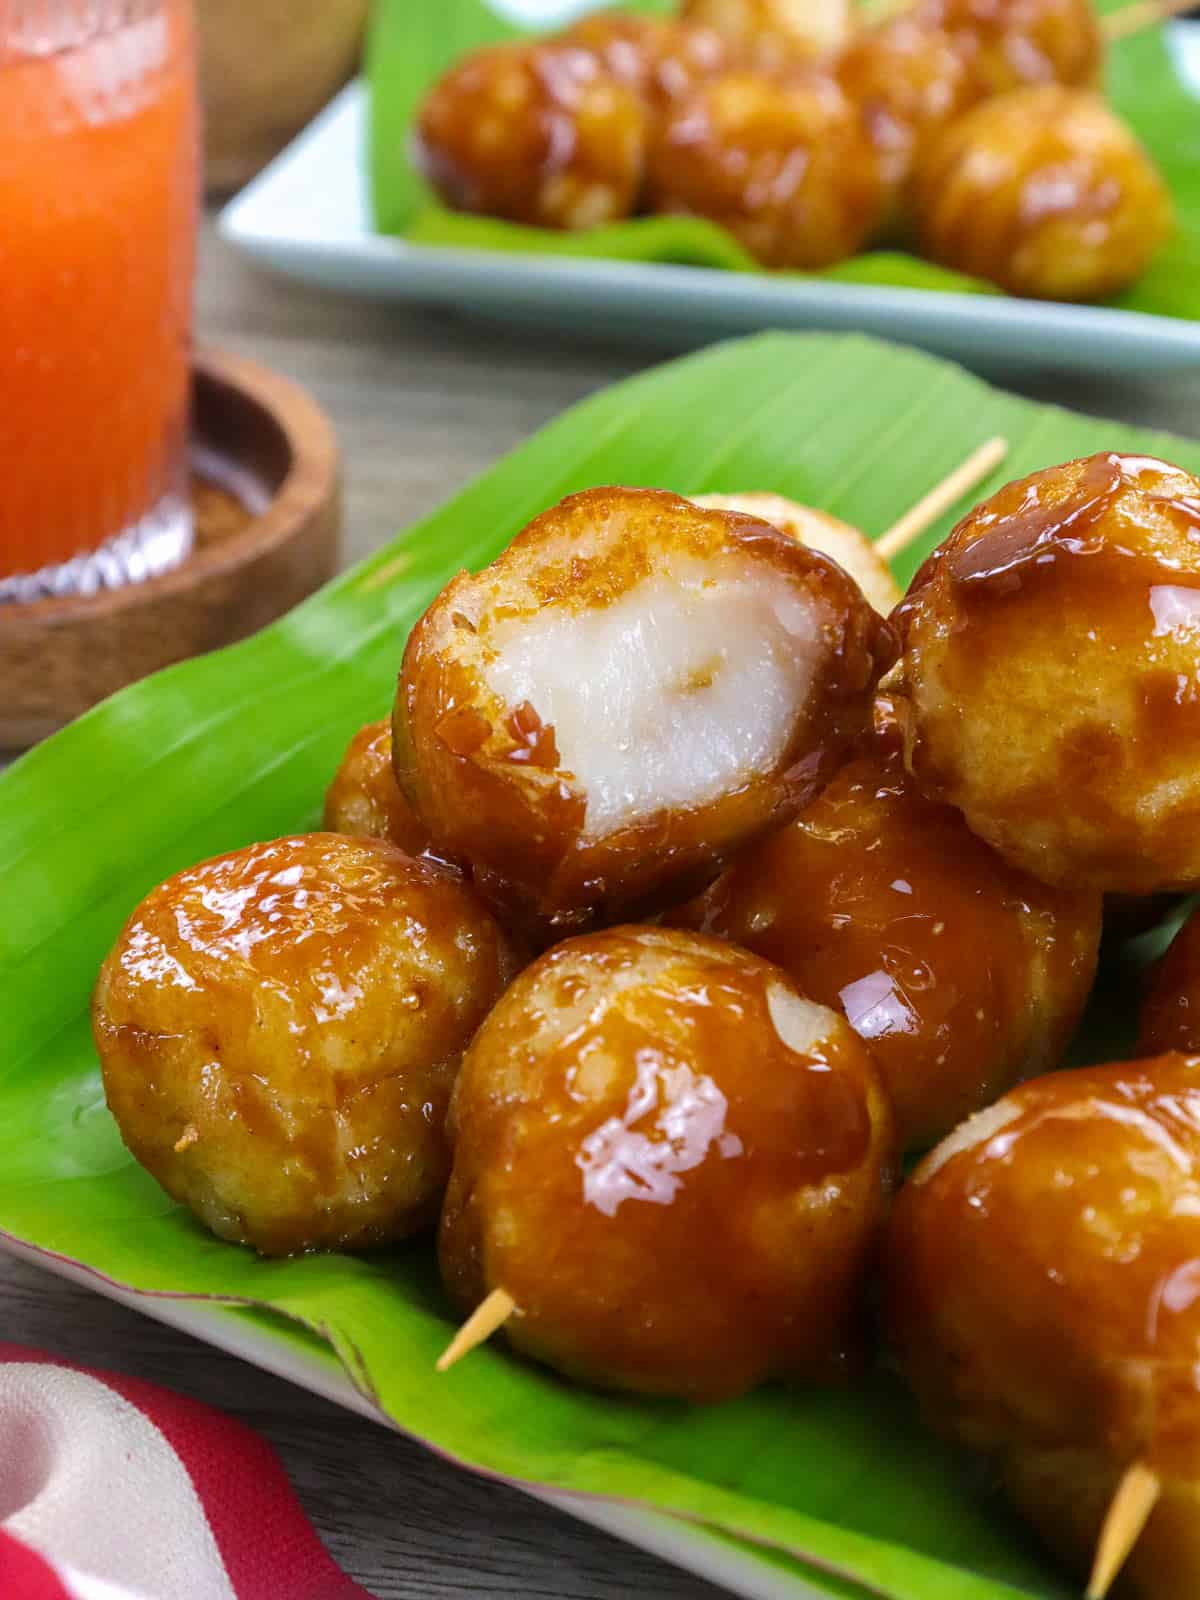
[875,435,1009,563]
[1086,1460,1161,1600]
[436,1287,517,1373]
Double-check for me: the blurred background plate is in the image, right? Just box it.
[220,25,1200,381]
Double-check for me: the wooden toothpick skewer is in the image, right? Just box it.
[1104,0,1197,40]
[436,1288,516,1372]
[1086,1461,1161,1599]
[875,436,1009,563]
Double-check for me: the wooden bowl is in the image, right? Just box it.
[0,350,341,750]
[198,0,369,195]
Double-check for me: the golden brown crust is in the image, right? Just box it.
[440,924,895,1400]
[917,0,1103,96]
[645,70,886,268]
[393,485,896,938]
[322,719,430,855]
[680,0,853,63]
[887,1056,1200,1595]
[415,39,647,230]
[93,833,518,1256]
[914,87,1173,300]
[563,13,731,116]
[674,700,1102,1149]
[893,453,1200,893]
[835,13,979,199]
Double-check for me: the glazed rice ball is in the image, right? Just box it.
[681,0,854,63]
[440,925,895,1400]
[691,491,901,613]
[915,88,1173,301]
[323,719,430,855]
[917,0,1103,96]
[888,1056,1200,1598]
[93,834,518,1256]
[393,485,896,936]
[676,699,1102,1148]
[564,12,730,116]
[835,12,979,200]
[645,69,885,269]
[893,452,1200,894]
[415,39,647,230]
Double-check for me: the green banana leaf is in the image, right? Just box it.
[365,0,1200,321]
[3,333,1199,1600]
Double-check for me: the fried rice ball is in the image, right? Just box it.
[888,1056,1200,1599]
[916,0,1103,96]
[914,87,1173,301]
[440,925,895,1400]
[835,12,979,201]
[893,453,1200,894]
[680,0,854,63]
[563,12,730,116]
[93,834,518,1256]
[691,491,901,614]
[675,699,1102,1148]
[415,39,647,230]
[323,719,430,855]
[393,485,896,937]
[1139,907,1200,1055]
[645,69,886,269]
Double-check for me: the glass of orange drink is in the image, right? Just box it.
[0,1,198,602]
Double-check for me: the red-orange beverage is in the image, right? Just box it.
[0,2,197,599]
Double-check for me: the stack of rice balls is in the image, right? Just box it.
[411,0,1175,300]
[95,456,1200,1597]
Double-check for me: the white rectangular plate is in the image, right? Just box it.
[220,35,1200,381]
[2,1235,837,1600]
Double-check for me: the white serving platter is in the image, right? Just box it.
[220,28,1200,381]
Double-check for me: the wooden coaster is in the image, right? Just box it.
[0,350,341,749]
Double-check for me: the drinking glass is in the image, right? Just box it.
[0,0,198,601]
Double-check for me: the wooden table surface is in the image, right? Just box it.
[5,216,1200,1600]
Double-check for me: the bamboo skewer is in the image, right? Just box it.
[875,436,1009,563]
[1104,0,1197,40]
[1086,1461,1162,1599]
[436,1288,517,1372]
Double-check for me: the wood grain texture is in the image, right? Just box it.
[3,213,1200,1598]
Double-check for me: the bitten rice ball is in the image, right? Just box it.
[393,485,896,936]
[893,453,1200,894]
[93,834,519,1256]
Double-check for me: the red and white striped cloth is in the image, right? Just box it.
[0,1344,376,1600]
